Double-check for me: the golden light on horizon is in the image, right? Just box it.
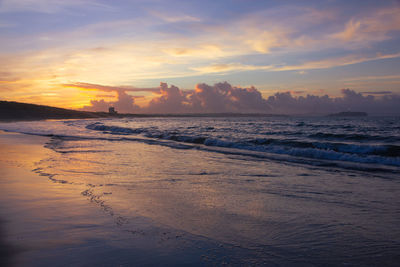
[0,1,399,113]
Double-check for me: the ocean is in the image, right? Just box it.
[1,116,399,266]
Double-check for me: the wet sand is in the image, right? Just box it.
[0,131,248,266]
[1,129,399,266]
[0,132,121,266]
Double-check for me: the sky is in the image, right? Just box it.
[0,0,400,114]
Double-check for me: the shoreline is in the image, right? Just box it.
[0,131,244,266]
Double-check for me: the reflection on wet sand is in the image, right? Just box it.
[0,132,256,266]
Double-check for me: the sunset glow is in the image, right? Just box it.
[1,2,400,264]
[1,0,400,113]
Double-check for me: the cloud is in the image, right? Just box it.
[96,93,116,98]
[81,89,141,113]
[2,3,399,87]
[67,82,159,113]
[79,81,400,115]
[275,52,400,71]
[193,52,400,75]
[79,81,270,114]
[332,20,361,41]
[265,88,400,115]
[145,83,190,113]
[297,71,307,75]
[360,91,393,95]
[1,2,400,109]
[291,90,306,95]
[0,72,19,82]
[231,6,335,54]
[244,30,289,54]
[149,10,201,23]
[64,82,159,93]
[192,63,273,74]
[330,7,400,44]
[162,45,225,58]
[147,81,270,113]
[189,82,269,113]
[341,75,400,82]
[0,0,111,13]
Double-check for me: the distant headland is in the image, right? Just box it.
[0,101,112,121]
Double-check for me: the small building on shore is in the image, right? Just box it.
[109,107,117,114]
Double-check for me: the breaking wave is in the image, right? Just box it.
[85,121,400,168]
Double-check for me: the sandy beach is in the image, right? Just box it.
[0,131,249,266]
[0,131,124,266]
[0,133,178,266]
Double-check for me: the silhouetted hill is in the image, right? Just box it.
[0,101,108,121]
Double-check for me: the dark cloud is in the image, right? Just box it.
[77,82,400,115]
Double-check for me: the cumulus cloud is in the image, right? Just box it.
[82,89,141,113]
[76,81,270,114]
[66,82,158,113]
[266,88,400,115]
[145,83,190,113]
[189,82,269,113]
[75,81,400,115]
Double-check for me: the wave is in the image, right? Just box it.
[1,120,399,171]
[86,122,146,134]
[308,132,400,142]
[85,122,400,168]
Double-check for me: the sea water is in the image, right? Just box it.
[1,116,399,265]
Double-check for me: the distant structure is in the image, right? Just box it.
[109,107,117,114]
